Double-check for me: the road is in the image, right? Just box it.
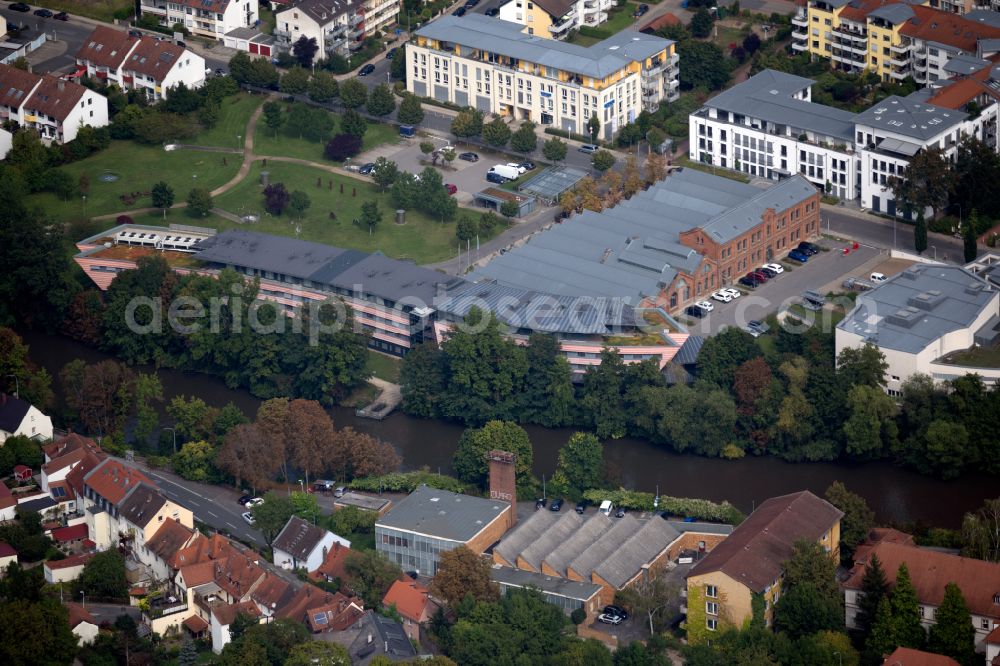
[77,601,141,623]
[822,206,965,264]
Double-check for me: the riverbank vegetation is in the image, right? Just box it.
[399,308,1000,480]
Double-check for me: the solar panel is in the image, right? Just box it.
[312,612,328,625]
[51,487,66,498]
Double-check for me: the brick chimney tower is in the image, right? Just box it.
[487,450,517,529]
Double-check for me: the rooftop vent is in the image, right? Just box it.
[887,306,922,328]
[907,290,944,311]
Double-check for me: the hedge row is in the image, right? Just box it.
[582,488,745,525]
[349,470,469,494]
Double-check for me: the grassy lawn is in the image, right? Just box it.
[258,6,277,33]
[44,0,132,22]
[212,161,471,263]
[712,25,747,51]
[677,156,750,183]
[603,3,639,33]
[942,347,1000,368]
[189,94,262,149]
[366,350,401,383]
[26,141,241,222]
[253,105,402,162]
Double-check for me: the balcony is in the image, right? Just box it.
[791,41,808,51]
[349,26,365,39]
[889,67,911,80]
[792,12,808,27]
[890,42,912,55]
[832,25,867,43]
[326,24,348,37]
[350,12,364,25]
[643,61,665,77]
[549,18,573,35]
[142,4,168,14]
[145,594,189,619]
[888,54,908,67]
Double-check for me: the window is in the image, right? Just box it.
[706,585,718,598]
[981,619,990,630]
[706,618,717,631]
[706,602,718,615]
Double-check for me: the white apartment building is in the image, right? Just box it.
[689,68,998,215]
[497,0,616,40]
[139,0,259,41]
[275,0,398,58]
[408,15,678,139]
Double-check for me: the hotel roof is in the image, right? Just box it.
[415,15,673,79]
[837,264,998,354]
[376,485,509,543]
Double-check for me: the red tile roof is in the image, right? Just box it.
[43,433,99,461]
[882,647,961,666]
[148,518,196,563]
[170,533,233,569]
[987,624,1000,644]
[179,561,216,587]
[84,459,153,506]
[123,38,185,82]
[309,541,352,584]
[0,542,16,557]
[845,541,1000,620]
[927,77,1000,110]
[183,614,209,633]
[75,26,139,70]
[640,12,680,33]
[65,451,106,500]
[45,552,94,570]
[838,0,886,24]
[0,64,42,112]
[303,592,365,632]
[43,448,87,476]
[51,524,88,543]
[900,6,1000,52]
[213,600,260,626]
[66,602,97,629]
[382,578,436,625]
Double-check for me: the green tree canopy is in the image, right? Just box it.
[339,77,368,109]
[482,117,512,147]
[927,582,976,665]
[453,420,533,489]
[77,549,128,599]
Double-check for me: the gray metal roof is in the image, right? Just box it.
[703,70,856,142]
[494,509,562,566]
[837,264,999,354]
[868,3,915,24]
[853,95,968,141]
[874,137,922,157]
[666,520,734,536]
[567,513,642,578]
[978,38,1000,56]
[944,53,990,76]
[0,393,31,434]
[672,335,705,366]
[518,511,585,571]
[194,230,348,279]
[594,517,680,588]
[541,513,614,576]
[118,484,167,528]
[376,485,509,543]
[967,9,1000,28]
[275,0,355,26]
[491,565,602,602]
[414,15,674,79]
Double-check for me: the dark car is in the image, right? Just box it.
[535,498,548,510]
[485,7,499,15]
[53,10,68,20]
[747,320,770,335]
[459,151,479,162]
[464,0,479,6]
[237,494,252,505]
[758,266,778,278]
[748,270,769,283]
[575,500,588,514]
[632,3,649,17]
[603,605,629,620]
[33,8,52,16]
[486,171,507,184]
[358,63,376,76]
[550,499,564,512]
[9,3,31,11]
[359,162,376,175]
[615,507,627,518]
[215,67,226,75]
[519,161,536,171]
[453,6,466,15]
[787,249,810,263]
[738,275,760,288]
[445,183,458,195]
[128,29,143,37]
[386,47,397,59]
[685,304,706,319]
[797,241,820,255]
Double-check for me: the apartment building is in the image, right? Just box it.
[0,63,108,144]
[689,68,997,214]
[792,0,1000,84]
[138,0,259,42]
[274,0,398,57]
[75,26,207,101]
[497,0,616,40]
[408,15,678,139]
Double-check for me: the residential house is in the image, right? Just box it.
[343,610,418,665]
[75,26,207,101]
[41,434,101,493]
[274,0,399,58]
[12,465,31,483]
[309,540,352,587]
[684,490,843,642]
[272,515,349,572]
[382,577,439,642]
[843,539,1000,653]
[222,26,275,58]
[882,647,961,666]
[988,625,1000,665]
[138,0,259,42]
[0,483,14,522]
[408,15,679,137]
[67,603,99,645]
[836,264,1000,393]
[0,542,17,572]
[497,0,616,40]
[44,552,95,584]
[0,65,108,144]
[0,392,52,443]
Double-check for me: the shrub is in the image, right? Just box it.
[324,133,362,161]
[349,470,468,494]
[116,215,134,225]
[582,488,745,524]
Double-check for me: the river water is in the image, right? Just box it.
[23,330,999,528]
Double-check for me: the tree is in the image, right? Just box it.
[453,421,533,489]
[921,419,968,480]
[151,180,174,217]
[366,83,396,116]
[510,121,538,153]
[166,395,217,442]
[340,108,367,138]
[186,187,213,217]
[264,182,291,214]
[889,563,926,650]
[592,149,616,172]
[72,360,135,437]
[783,539,840,601]
[337,427,400,478]
[960,498,1000,562]
[252,492,295,546]
[864,596,896,666]
[172,440,216,481]
[499,200,519,219]
[519,333,574,428]
[964,209,979,262]
[927,583,976,665]
[77,550,128,599]
[292,35,319,68]
[358,200,382,235]
[888,147,955,218]
[543,137,567,162]
[307,71,338,103]
[246,58,279,89]
[366,158,398,195]
[550,432,603,500]
[844,384,897,459]
[390,43,407,81]
[679,41,733,91]
[742,32,762,54]
[691,8,713,37]
[587,113,601,142]
[279,66,310,95]
[645,152,667,183]
[837,344,888,389]
[285,641,350,666]
[343,550,402,607]
[483,117,512,147]
[775,582,844,639]
[229,51,253,83]
[555,639,614,666]
[217,423,279,493]
[430,545,500,609]
[914,210,928,255]
[263,101,284,136]
[855,552,889,636]
[451,108,484,138]
[178,637,198,666]
[615,565,677,636]
[825,482,874,565]
[339,77,368,109]
[456,215,478,242]
[287,190,311,218]
[419,141,435,158]
[397,93,425,124]
[324,133,362,161]
[299,107,335,143]
[0,600,79,666]
[285,399,334,487]
[132,372,163,447]
[696,326,761,388]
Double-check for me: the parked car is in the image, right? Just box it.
[489,164,521,180]
[386,47,397,59]
[870,272,888,282]
[535,498,547,510]
[334,486,346,498]
[519,161,536,171]
[615,507,627,518]
[453,6,466,15]
[358,63,376,76]
[485,7,499,15]
[128,29,142,37]
[764,263,784,274]
[797,241,820,255]
[603,605,629,620]
[33,8,52,16]
[758,266,778,279]
[745,320,770,337]
[359,162,376,175]
[598,613,623,625]
[711,290,733,303]
[237,494,252,505]
[53,11,68,20]
[575,500,588,514]
[722,287,741,299]
[464,0,479,7]
[695,300,714,312]
[242,511,256,525]
[550,499,564,512]
[486,171,507,184]
[445,183,457,195]
[748,270,769,283]
[632,3,649,17]
[459,151,479,162]
[685,304,706,318]
[9,3,31,12]
[578,143,599,153]
[506,162,527,174]
[738,275,760,288]
[245,497,264,508]
[787,249,809,263]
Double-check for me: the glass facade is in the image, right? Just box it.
[496,582,587,614]
[375,526,460,576]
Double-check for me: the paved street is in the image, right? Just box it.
[822,206,965,264]
[78,601,141,623]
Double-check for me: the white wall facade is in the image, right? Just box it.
[498,0,616,40]
[73,621,99,646]
[140,0,259,41]
[129,50,207,101]
[0,405,53,444]
[0,127,11,160]
[274,7,355,59]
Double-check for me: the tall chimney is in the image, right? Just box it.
[487,450,517,530]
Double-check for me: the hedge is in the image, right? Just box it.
[582,488,745,525]
[349,470,469,494]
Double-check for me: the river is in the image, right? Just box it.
[22,330,999,528]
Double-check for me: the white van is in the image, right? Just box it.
[489,164,521,181]
[599,500,614,516]
[870,272,888,283]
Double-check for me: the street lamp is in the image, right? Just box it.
[298,479,304,493]
[930,244,937,260]
[163,427,177,454]
[80,590,85,608]
[5,375,19,399]
[237,134,242,151]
